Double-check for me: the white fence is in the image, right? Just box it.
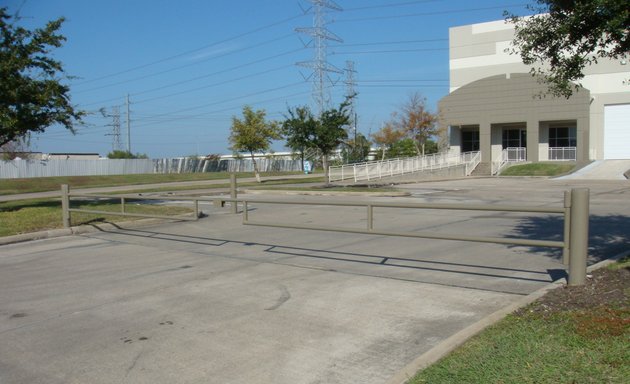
[0,158,302,179]
[491,147,527,175]
[328,151,481,183]
[548,147,576,161]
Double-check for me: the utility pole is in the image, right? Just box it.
[126,94,131,153]
[296,0,343,116]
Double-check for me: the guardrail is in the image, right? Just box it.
[328,151,481,183]
[60,183,590,286]
[492,147,528,175]
[548,147,577,161]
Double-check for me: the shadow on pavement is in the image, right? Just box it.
[90,223,560,295]
[509,214,630,263]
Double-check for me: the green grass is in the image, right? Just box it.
[410,309,629,384]
[0,198,192,237]
[500,162,576,176]
[0,171,306,195]
[409,261,630,384]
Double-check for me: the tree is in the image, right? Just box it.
[393,93,439,156]
[506,0,630,98]
[342,133,371,163]
[107,150,148,159]
[371,123,405,160]
[282,98,353,181]
[282,106,318,171]
[312,98,352,181]
[0,7,84,147]
[229,105,280,183]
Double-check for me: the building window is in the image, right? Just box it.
[502,129,526,148]
[461,130,479,152]
[549,127,576,147]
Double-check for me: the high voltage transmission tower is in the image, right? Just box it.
[101,105,122,151]
[344,60,357,139]
[108,106,122,151]
[295,0,343,116]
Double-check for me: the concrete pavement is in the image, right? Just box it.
[1,177,628,383]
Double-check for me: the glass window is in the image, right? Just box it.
[549,127,576,147]
[502,129,526,148]
[461,130,479,152]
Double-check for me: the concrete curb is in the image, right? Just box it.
[386,249,630,384]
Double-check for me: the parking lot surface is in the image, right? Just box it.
[1,177,628,383]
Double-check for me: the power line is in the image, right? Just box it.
[132,82,306,128]
[331,37,448,47]
[73,14,306,86]
[344,0,445,12]
[74,33,297,95]
[81,48,306,108]
[335,3,527,23]
[134,65,294,105]
[332,47,447,55]
[132,88,315,129]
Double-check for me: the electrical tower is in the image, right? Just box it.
[110,106,122,151]
[296,0,343,116]
[126,94,131,153]
[344,60,357,140]
[103,105,122,151]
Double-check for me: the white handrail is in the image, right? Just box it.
[329,151,481,183]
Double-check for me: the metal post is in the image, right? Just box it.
[568,188,589,285]
[194,199,199,220]
[61,184,71,228]
[121,197,126,214]
[562,190,571,265]
[367,205,374,231]
[230,173,237,214]
[243,201,249,223]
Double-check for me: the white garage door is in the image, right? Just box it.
[604,104,630,159]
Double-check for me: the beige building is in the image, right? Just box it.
[439,19,630,173]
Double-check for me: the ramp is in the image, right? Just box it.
[556,160,630,180]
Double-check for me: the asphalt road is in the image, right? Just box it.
[1,177,628,384]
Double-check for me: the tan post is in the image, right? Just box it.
[562,190,571,265]
[568,188,589,286]
[61,184,71,228]
[230,173,238,214]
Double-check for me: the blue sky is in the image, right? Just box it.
[6,0,532,158]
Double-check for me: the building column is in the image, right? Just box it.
[480,121,491,163]
[526,119,540,162]
[576,117,589,163]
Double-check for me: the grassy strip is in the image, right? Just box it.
[0,198,192,237]
[409,262,630,384]
[0,171,307,195]
[500,163,576,176]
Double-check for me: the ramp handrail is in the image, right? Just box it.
[328,151,480,183]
